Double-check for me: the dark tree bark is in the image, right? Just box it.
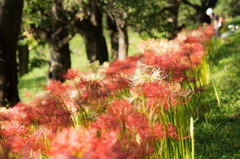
[78,23,109,64]
[200,0,218,23]
[34,29,72,84]
[47,42,71,84]
[167,0,181,39]
[46,1,72,83]
[17,44,29,77]
[76,0,108,64]
[107,15,118,61]
[0,0,23,107]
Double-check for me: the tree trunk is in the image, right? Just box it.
[110,30,119,61]
[0,0,23,107]
[46,0,72,84]
[115,11,128,61]
[80,27,108,64]
[107,16,118,61]
[117,26,128,61]
[168,1,180,39]
[106,14,129,61]
[47,43,71,84]
[17,44,29,77]
[76,0,108,64]
[200,11,211,24]
[200,0,218,24]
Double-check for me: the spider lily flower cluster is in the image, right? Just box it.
[0,25,214,159]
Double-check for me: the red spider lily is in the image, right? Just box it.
[0,120,53,156]
[104,78,131,94]
[93,99,179,158]
[0,100,72,131]
[50,127,120,159]
[105,55,143,78]
[0,102,39,125]
[0,121,28,137]
[183,35,201,44]
[179,43,205,67]
[46,80,71,99]
[23,92,31,98]
[142,51,190,81]
[197,25,215,43]
[141,81,169,98]
[93,99,133,130]
[34,99,72,131]
[137,80,191,110]
[46,80,64,92]
[62,68,80,80]
[153,122,166,140]
[165,122,178,139]
[106,60,135,77]
[80,80,109,109]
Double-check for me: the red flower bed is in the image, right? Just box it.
[0,25,214,158]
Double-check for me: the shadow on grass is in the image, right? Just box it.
[195,116,240,159]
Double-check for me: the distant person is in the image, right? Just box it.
[206,8,225,38]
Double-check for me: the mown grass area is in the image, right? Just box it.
[18,30,142,102]
[195,23,240,158]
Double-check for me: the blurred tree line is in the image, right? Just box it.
[0,0,239,107]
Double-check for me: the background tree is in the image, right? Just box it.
[17,31,29,77]
[101,0,174,61]
[0,0,23,106]
[106,15,119,61]
[24,0,75,83]
[101,0,129,61]
[74,0,109,64]
[134,0,183,39]
[25,0,109,77]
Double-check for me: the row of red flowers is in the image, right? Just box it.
[0,25,214,158]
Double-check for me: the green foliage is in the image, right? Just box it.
[17,37,28,46]
[215,0,240,17]
[28,42,49,70]
[23,0,52,27]
[100,0,174,39]
[178,2,200,28]
[125,0,171,38]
